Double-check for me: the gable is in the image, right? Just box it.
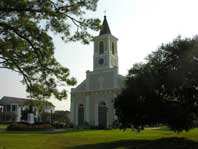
[89,71,114,90]
[74,79,87,91]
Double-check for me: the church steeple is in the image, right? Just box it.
[99,16,111,35]
[93,16,118,71]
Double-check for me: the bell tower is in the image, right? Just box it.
[93,16,118,71]
[71,15,125,128]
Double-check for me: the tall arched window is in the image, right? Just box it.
[112,42,115,55]
[99,41,104,54]
[98,101,107,128]
[78,104,84,126]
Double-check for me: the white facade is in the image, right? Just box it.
[0,96,55,123]
[70,16,124,128]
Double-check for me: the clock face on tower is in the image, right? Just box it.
[98,58,104,65]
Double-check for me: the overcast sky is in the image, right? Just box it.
[1,0,198,111]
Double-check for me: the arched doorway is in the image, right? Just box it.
[78,104,84,126]
[98,101,107,128]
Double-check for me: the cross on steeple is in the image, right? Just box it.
[99,15,111,35]
[104,10,107,16]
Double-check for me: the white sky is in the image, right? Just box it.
[1,0,198,111]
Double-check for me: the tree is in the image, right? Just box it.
[0,0,100,100]
[115,36,198,132]
[23,99,54,122]
[52,110,70,124]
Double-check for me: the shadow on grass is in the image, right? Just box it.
[66,137,198,149]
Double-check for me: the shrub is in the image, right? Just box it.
[7,123,53,131]
[52,110,71,125]
[112,120,120,129]
[52,123,66,129]
[41,112,51,123]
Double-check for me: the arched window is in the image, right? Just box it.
[99,41,104,54]
[98,101,107,128]
[112,42,115,55]
[78,104,84,126]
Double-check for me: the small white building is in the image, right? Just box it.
[70,16,125,128]
[0,96,55,123]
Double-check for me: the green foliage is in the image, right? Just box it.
[115,36,198,132]
[40,112,51,123]
[52,110,70,124]
[22,99,54,122]
[0,124,8,129]
[21,109,29,121]
[0,0,101,100]
[23,99,54,111]
[52,110,72,128]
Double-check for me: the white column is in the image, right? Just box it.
[16,106,21,122]
[75,103,78,126]
[27,113,34,124]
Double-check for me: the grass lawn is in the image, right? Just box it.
[0,128,198,149]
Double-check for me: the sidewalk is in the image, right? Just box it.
[0,128,72,133]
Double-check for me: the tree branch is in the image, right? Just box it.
[0,22,45,67]
[0,1,85,14]
[0,54,31,88]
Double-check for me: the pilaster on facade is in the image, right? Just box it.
[85,96,90,123]
[70,97,75,124]
[95,102,98,126]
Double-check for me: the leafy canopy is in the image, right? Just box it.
[0,0,100,100]
[115,36,198,132]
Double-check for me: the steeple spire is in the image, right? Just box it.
[99,16,111,35]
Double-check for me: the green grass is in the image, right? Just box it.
[0,129,198,149]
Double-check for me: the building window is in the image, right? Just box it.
[112,42,115,55]
[78,104,84,126]
[7,105,11,112]
[98,58,104,65]
[0,106,3,112]
[12,105,16,112]
[98,101,107,128]
[99,41,104,54]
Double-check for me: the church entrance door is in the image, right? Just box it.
[78,104,84,126]
[98,102,107,128]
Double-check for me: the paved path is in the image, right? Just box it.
[0,128,72,133]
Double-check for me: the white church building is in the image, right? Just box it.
[70,16,124,128]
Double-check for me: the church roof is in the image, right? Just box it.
[99,16,111,35]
